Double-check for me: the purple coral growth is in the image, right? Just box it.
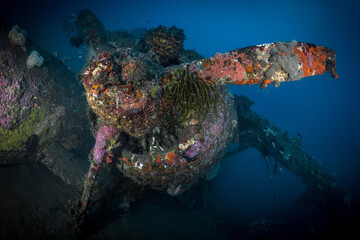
[186,141,202,158]
[0,49,16,71]
[0,70,34,129]
[93,124,119,164]
[0,47,40,129]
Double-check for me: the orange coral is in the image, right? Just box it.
[192,42,338,89]
[120,157,131,166]
[245,65,254,73]
[166,152,175,165]
[293,44,328,78]
[136,91,143,99]
[156,154,162,163]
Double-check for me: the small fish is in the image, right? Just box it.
[174,185,182,195]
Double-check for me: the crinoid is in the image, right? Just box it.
[164,65,219,123]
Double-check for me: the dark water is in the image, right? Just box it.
[1,0,360,239]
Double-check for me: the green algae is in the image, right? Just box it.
[0,104,48,151]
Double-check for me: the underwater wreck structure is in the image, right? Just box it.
[69,9,346,217]
[0,9,355,235]
[0,19,92,183]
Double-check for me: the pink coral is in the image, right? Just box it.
[185,141,201,158]
[121,60,138,81]
[93,125,119,164]
[306,52,314,68]
[0,69,37,129]
[198,51,249,84]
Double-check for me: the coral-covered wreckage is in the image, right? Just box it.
[0,9,356,238]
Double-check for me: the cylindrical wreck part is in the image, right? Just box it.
[189,40,338,88]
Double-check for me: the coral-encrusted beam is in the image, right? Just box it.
[189,40,338,88]
[80,162,99,211]
[80,124,119,211]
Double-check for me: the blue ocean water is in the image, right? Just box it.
[1,0,359,238]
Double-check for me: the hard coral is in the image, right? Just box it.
[145,25,185,65]
[116,90,236,194]
[83,51,163,137]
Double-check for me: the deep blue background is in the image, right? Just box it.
[2,0,360,227]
